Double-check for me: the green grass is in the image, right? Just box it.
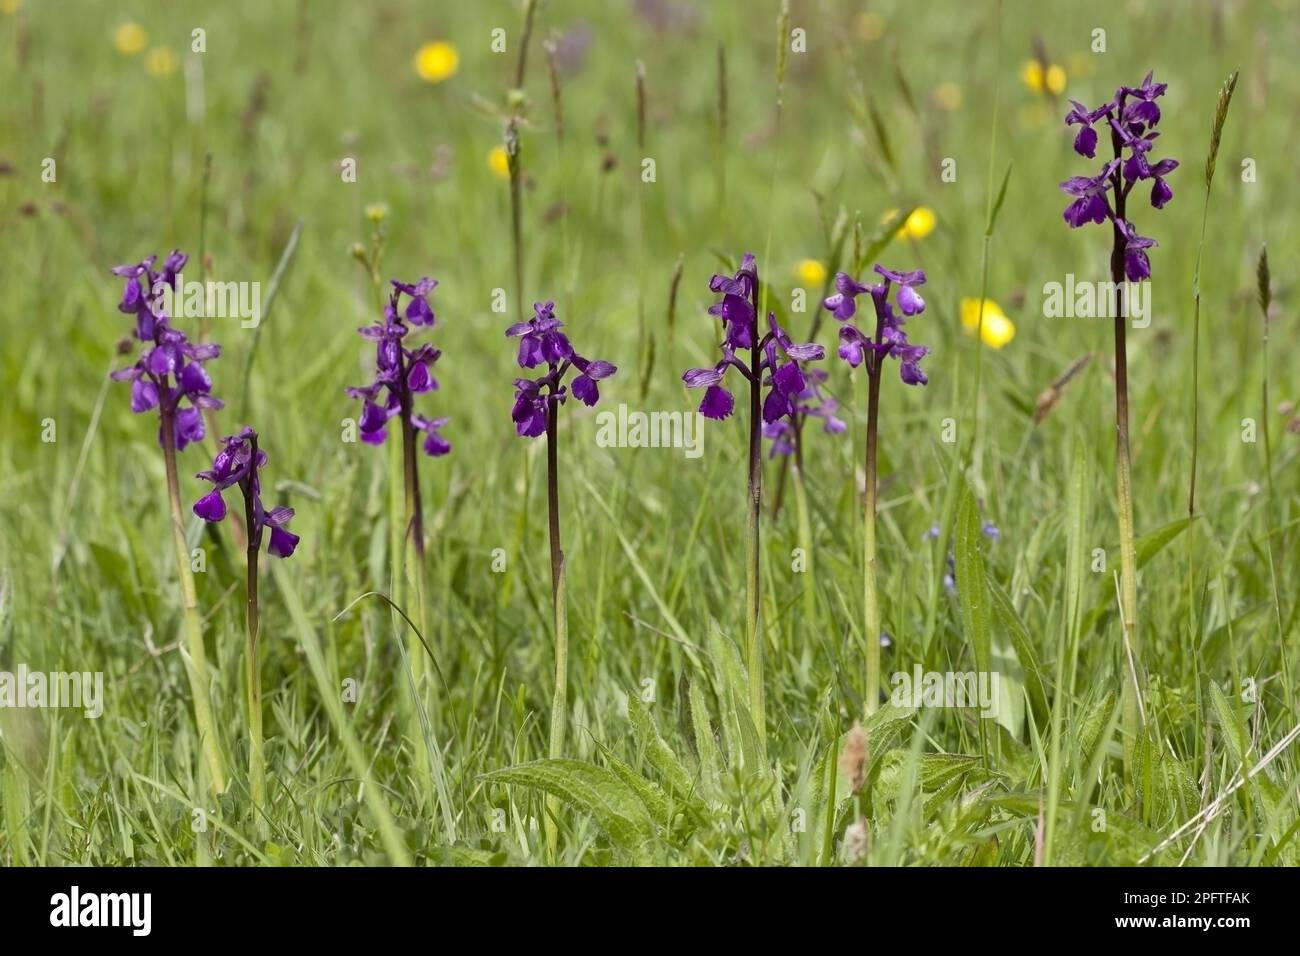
[0,0,1297,866]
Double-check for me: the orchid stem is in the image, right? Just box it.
[544,401,568,860]
[863,308,885,716]
[241,438,265,837]
[399,389,433,813]
[160,408,228,796]
[1108,149,1144,770]
[746,279,766,746]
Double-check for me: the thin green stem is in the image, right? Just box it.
[544,400,568,859]
[1107,135,1143,768]
[160,408,227,796]
[398,352,433,812]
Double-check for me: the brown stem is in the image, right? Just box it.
[863,302,885,713]
[241,435,264,824]
[746,275,765,739]
[546,391,563,600]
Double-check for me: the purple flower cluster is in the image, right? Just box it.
[762,369,847,457]
[109,250,222,450]
[346,278,450,456]
[192,427,299,558]
[683,254,826,423]
[506,301,617,437]
[822,265,931,385]
[1060,72,1177,280]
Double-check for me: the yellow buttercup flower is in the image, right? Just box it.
[795,259,827,287]
[933,82,962,111]
[960,297,1016,349]
[415,41,459,84]
[144,47,177,77]
[885,206,936,241]
[487,145,510,179]
[979,311,1016,348]
[1020,60,1066,96]
[113,22,147,56]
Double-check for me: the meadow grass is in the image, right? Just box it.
[0,0,1297,866]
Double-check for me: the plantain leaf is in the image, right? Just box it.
[482,759,656,861]
[627,693,698,802]
[989,579,1049,723]
[954,480,993,681]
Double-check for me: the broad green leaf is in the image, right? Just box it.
[989,580,1049,723]
[954,479,993,694]
[481,759,655,861]
[1208,679,1251,769]
[627,694,697,801]
[596,743,676,831]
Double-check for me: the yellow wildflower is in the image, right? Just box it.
[883,206,935,240]
[1020,60,1066,96]
[414,41,459,84]
[795,259,827,287]
[144,47,176,77]
[960,298,1016,349]
[487,145,510,179]
[113,22,147,56]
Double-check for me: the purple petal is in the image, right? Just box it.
[897,285,926,316]
[407,359,432,393]
[582,360,617,381]
[130,377,159,413]
[699,385,734,420]
[784,342,824,361]
[423,430,451,456]
[268,526,300,558]
[571,374,600,406]
[193,489,227,522]
[682,367,724,388]
[1072,125,1098,158]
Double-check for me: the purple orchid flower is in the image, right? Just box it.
[1064,100,1112,158]
[679,252,821,736]
[390,277,438,326]
[505,301,616,438]
[109,249,222,450]
[1058,71,1177,279]
[822,264,931,386]
[1117,219,1158,281]
[762,369,847,458]
[506,300,573,369]
[346,279,450,456]
[684,288,825,424]
[192,427,300,558]
[1060,74,1178,718]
